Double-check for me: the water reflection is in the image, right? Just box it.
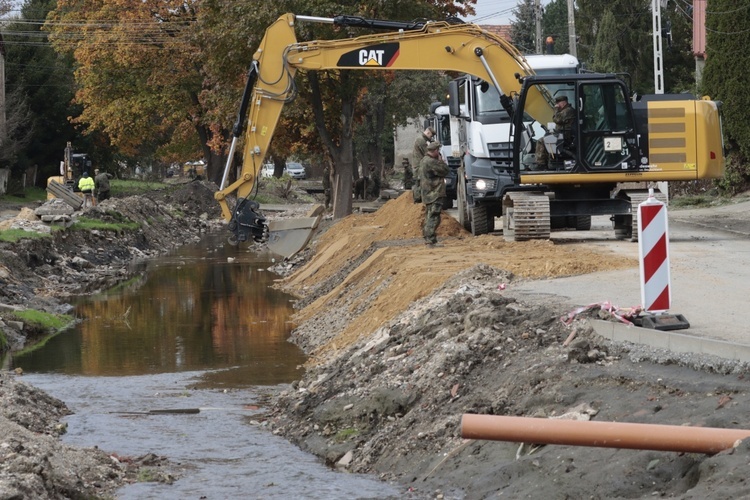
[13,235,405,498]
[15,234,307,387]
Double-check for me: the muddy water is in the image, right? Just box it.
[19,234,401,498]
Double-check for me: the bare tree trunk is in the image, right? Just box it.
[309,70,354,219]
[206,152,225,185]
[372,98,386,191]
[271,154,285,177]
[197,123,227,186]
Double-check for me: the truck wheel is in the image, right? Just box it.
[550,216,566,230]
[470,204,490,236]
[575,215,592,231]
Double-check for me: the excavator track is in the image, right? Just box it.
[502,192,550,241]
[623,190,668,242]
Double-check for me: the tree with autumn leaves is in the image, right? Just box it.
[46,1,219,178]
[44,0,475,219]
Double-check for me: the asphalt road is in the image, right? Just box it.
[448,200,750,349]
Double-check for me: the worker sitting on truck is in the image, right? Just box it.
[78,172,96,208]
[535,95,576,170]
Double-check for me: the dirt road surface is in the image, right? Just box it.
[511,202,750,348]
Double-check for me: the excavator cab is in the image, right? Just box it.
[70,154,93,191]
[515,75,639,176]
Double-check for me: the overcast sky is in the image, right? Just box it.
[465,0,551,26]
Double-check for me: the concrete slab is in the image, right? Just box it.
[590,320,750,363]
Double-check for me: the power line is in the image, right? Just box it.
[705,26,750,35]
[468,0,518,23]
[706,3,750,15]
[471,7,516,24]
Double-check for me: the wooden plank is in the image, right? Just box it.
[46,180,83,209]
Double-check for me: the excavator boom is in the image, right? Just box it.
[215,13,556,251]
[217,13,724,252]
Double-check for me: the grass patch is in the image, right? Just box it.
[136,469,160,483]
[0,187,48,203]
[102,209,133,223]
[13,309,73,330]
[0,228,53,242]
[334,428,359,442]
[670,194,731,209]
[72,216,140,232]
[7,310,75,356]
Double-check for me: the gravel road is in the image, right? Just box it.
[508,200,750,347]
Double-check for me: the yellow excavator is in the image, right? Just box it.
[216,13,724,255]
[46,142,94,209]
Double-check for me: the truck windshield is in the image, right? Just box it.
[474,82,510,121]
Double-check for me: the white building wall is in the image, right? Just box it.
[393,116,427,169]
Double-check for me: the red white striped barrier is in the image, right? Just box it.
[637,190,671,312]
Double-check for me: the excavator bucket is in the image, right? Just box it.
[267,204,325,258]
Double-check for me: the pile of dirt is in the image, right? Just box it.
[268,193,750,498]
[280,192,635,360]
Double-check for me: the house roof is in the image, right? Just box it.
[478,24,512,42]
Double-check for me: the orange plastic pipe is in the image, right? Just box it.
[461,414,750,455]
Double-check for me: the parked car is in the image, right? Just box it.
[260,164,275,178]
[285,162,306,180]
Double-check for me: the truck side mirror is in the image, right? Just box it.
[448,80,461,117]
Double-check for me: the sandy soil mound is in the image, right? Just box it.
[281,192,635,361]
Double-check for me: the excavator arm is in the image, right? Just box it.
[215,13,556,248]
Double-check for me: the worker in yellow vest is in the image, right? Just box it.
[78,172,95,208]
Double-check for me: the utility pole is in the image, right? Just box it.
[567,0,577,57]
[652,0,667,198]
[652,0,665,94]
[535,0,542,54]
